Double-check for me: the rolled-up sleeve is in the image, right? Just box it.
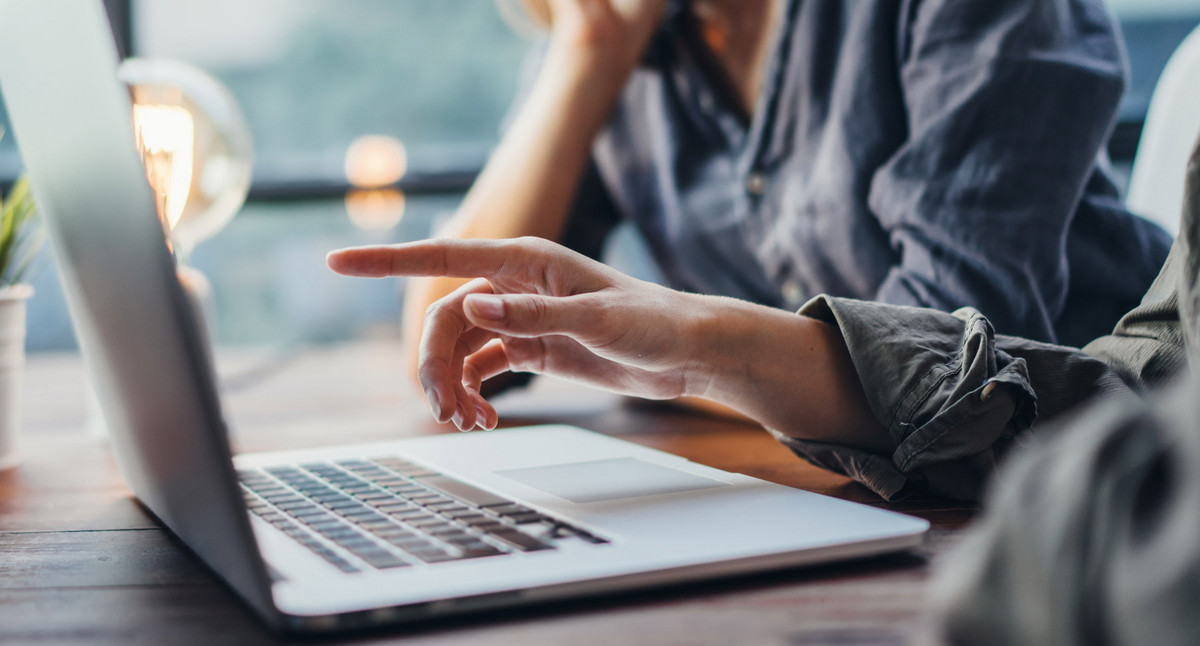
[777,147,1197,501]
[774,295,1136,501]
[869,0,1127,342]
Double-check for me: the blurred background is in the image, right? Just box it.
[0,0,1197,355]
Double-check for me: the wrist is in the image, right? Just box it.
[675,294,761,402]
[677,295,821,409]
[540,38,639,99]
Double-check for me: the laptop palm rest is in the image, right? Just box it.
[496,457,730,504]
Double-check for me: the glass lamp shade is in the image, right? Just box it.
[118,58,254,258]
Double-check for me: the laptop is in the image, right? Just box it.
[0,1,928,633]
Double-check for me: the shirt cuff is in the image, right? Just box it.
[775,295,1039,501]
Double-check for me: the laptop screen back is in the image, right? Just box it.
[0,0,275,620]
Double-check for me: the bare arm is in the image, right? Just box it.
[401,0,669,383]
[334,237,891,454]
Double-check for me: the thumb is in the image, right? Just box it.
[463,292,595,340]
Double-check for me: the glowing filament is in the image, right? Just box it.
[133,104,195,231]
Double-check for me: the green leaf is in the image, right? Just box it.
[0,176,43,286]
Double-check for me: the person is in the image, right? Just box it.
[328,132,1199,504]
[330,134,1200,645]
[928,142,1200,645]
[401,0,1171,393]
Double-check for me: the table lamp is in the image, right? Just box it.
[87,58,253,440]
[118,58,253,345]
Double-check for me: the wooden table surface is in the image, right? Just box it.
[0,339,975,645]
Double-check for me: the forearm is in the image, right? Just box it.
[402,49,636,377]
[682,295,891,454]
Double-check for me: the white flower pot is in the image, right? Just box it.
[0,284,33,471]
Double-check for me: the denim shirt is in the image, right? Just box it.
[775,135,1200,502]
[558,0,1172,346]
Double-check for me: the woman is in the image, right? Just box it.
[403,0,1170,383]
[327,133,1199,502]
[331,138,1200,642]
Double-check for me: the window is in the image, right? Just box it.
[133,0,531,192]
[11,1,535,351]
[1108,0,1200,158]
[4,1,1200,352]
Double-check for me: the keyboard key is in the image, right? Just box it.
[489,504,536,516]
[263,494,304,504]
[337,537,377,550]
[391,510,436,522]
[290,507,331,519]
[407,516,450,528]
[429,530,473,543]
[443,510,487,520]
[319,527,360,540]
[275,501,316,512]
[490,529,554,552]
[357,550,410,569]
[372,500,416,511]
[346,513,387,524]
[457,544,505,559]
[425,502,468,513]
[371,526,416,539]
[415,475,513,508]
[463,520,506,532]
[384,535,434,550]
[409,547,457,563]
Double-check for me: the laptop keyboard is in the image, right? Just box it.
[238,457,607,573]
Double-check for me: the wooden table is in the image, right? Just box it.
[0,339,974,645]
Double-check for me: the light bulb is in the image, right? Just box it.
[120,58,254,259]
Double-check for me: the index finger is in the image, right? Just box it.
[327,239,514,279]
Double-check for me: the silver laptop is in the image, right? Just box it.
[0,1,928,632]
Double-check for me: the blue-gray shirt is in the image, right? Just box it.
[555,0,1172,346]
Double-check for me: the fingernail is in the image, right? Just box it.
[467,294,505,320]
[452,401,468,431]
[475,404,490,429]
[425,389,441,420]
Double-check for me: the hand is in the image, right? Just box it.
[537,0,670,73]
[329,237,706,431]
[330,236,891,453]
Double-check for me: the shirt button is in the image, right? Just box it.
[746,172,767,196]
[782,280,805,307]
[698,92,715,112]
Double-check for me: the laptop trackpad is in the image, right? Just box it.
[496,457,729,504]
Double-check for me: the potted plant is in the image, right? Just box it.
[0,129,44,470]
